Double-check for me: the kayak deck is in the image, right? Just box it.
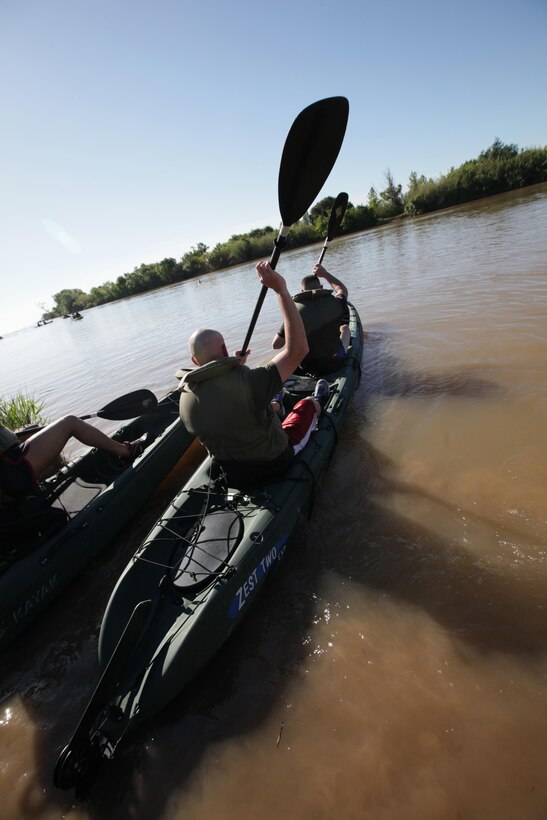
[0,388,195,651]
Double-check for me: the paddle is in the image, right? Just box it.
[80,389,158,420]
[15,389,159,441]
[240,96,349,355]
[317,191,349,265]
[53,599,152,791]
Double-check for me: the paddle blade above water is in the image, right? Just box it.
[326,191,349,241]
[317,190,349,265]
[95,389,158,420]
[278,96,349,227]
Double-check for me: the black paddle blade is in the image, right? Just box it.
[278,97,349,227]
[317,190,349,264]
[326,191,349,241]
[96,389,158,420]
[240,97,349,355]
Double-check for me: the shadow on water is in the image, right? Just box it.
[3,352,538,819]
[59,434,547,818]
[363,326,502,398]
[322,439,547,657]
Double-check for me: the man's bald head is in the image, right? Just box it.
[189,328,227,365]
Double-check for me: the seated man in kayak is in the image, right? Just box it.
[272,262,350,375]
[0,419,144,501]
[178,260,329,487]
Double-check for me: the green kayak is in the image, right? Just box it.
[0,388,195,652]
[54,301,363,790]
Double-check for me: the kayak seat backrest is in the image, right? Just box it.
[284,376,318,394]
[171,508,243,592]
[282,376,317,414]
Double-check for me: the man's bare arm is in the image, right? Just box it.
[313,263,348,299]
[256,261,308,382]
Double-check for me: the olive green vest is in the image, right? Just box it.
[179,358,287,462]
[292,289,346,360]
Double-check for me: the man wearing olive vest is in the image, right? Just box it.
[272,263,350,376]
[178,260,329,487]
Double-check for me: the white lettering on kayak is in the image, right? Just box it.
[12,575,59,624]
[229,537,287,620]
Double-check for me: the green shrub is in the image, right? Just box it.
[404,142,547,215]
[0,393,47,430]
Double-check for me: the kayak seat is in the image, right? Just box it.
[52,477,108,519]
[280,375,316,414]
[171,508,243,592]
[0,495,69,571]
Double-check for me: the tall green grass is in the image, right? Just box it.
[0,393,47,430]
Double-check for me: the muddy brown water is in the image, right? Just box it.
[1,183,546,819]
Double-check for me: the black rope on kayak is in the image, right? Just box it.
[136,467,240,577]
[133,455,294,584]
[134,490,212,565]
[134,497,276,590]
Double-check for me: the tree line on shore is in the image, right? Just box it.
[43,139,547,319]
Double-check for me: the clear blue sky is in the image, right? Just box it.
[1,0,546,333]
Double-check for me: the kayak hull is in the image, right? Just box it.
[98,302,363,742]
[54,302,363,788]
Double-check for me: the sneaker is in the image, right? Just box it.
[313,379,330,411]
[119,434,147,467]
[272,389,286,419]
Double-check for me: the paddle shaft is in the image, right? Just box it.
[240,228,288,355]
[73,599,152,744]
[317,241,329,266]
[53,599,152,790]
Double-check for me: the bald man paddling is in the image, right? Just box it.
[179,261,329,487]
